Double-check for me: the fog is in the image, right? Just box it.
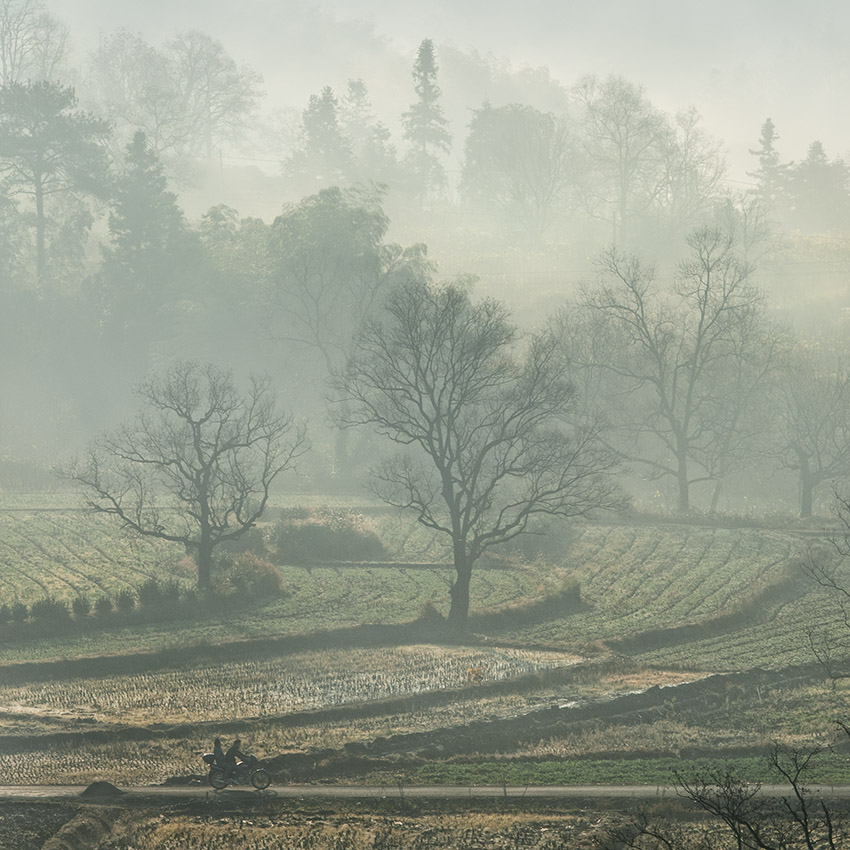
[2,0,850,518]
[47,0,850,176]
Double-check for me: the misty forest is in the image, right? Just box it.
[5,1,850,848]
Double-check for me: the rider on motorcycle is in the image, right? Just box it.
[213,737,225,769]
[223,738,248,780]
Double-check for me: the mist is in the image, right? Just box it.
[1,0,849,518]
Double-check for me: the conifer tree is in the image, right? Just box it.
[747,118,788,214]
[99,131,198,361]
[401,39,451,202]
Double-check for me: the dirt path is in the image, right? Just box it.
[4,784,850,802]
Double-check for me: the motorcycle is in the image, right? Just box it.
[202,752,271,790]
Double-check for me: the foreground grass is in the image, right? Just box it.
[390,753,850,786]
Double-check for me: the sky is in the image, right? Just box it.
[48,0,850,178]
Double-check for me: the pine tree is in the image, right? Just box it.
[285,86,353,189]
[340,78,398,183]
[100,130,197,353]
[787,141,850,232]
[107,130,185,275]
[401,39,451,203]
[747,118,788,214]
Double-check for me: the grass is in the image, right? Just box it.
[394,752,850,786]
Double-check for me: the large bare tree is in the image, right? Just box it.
[335,281,620,627]
[66,361,307,591]
[584,226,770,512]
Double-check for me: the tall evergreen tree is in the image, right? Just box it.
[401,39,451,203]
[284,86,353,191]
[99,131,198,367]
[747,118,788,215]
[103,131,188,299]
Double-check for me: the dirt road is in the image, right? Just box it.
[3,784,850,802]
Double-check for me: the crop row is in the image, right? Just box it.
[495,525,802,650]
[0,511,185,605]
[0,644,580,725]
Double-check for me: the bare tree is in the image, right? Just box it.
[89,28,262,163]
[774,348,850,518]
[655,107,726,240]
[461,101,574,237]
[575,74,667,247]
[167,30,263,158]
[584,226,767,512]
[0,0,68,86]
[334,281,621,627]
[603,745,848,850]
[801,491,850,679]
[676,745,847,850]
[88,29,187,160]
[65,361,308,591]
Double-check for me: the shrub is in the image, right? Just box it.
[217,527,268,557]
[137,578,162,608]
[274,508,388,564]
[29,597,70,624]
[216,551,283,600]
[161,579,182,604]
[115,589,136,613]
[416,600,445,625]
[10,601,27,622]
[72,596,91,618]
[94,596,113,618]
[0,603,11,624]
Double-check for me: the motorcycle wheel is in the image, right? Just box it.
[251,769,271,790]
[209,767,228,790]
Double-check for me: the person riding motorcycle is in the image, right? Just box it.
[213,737,225,769]
[223,738,248,781]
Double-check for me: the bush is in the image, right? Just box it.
[9,601,27,622]
[137,578,162,608]
[94,596,113,618]
[416,600,445,625]
[0,603,11,624]
[215,551,283,600]
[29,597,70,624]
[217,527,268,557]
[115,589,136,613]
[160,579,182,604]
[72,596,91,618]
[274,508,388,564]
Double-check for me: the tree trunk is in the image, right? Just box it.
[709,478,723,514]
[333,424,353,487]
[196,535,214,592]
[35,180,45,284]
[677,456,690,513]
[800,475,815,519]
[448,540,472,629]
[798,455,815,519]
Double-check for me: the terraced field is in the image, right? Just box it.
[0,505,842,787]
[495,524,807,651]
[0,510,187,606]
